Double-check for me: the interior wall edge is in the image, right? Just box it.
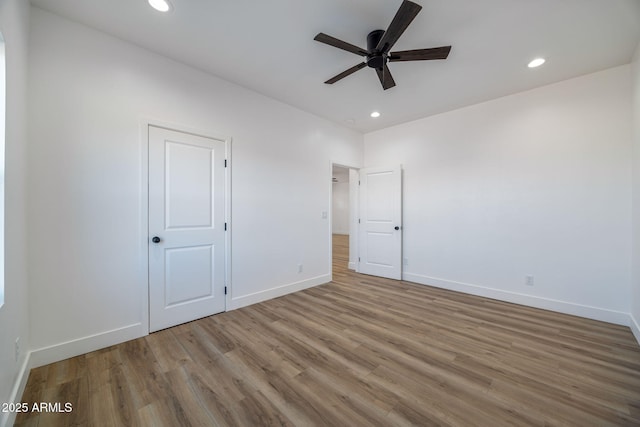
[631,39,640,347]
[0,0,31,421]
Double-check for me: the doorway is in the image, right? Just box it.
[331,163,403,282]
[331,164,359,277]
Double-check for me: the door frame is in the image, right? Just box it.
[141,119,232,334]
[329,161,360,280]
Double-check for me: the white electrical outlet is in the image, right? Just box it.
[15,337,20,362]
[525,275,534,286]
[403,258,409,266]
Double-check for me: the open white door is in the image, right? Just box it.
[359,165,402,280]
[148,126,227,332]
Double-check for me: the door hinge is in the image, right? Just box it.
[358,218,361,224]
[358,257,361,262]
[224,286,227,295]
[224,159,227,167]
[224,222,227,231]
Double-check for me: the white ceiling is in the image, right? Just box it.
[30,0,640,133]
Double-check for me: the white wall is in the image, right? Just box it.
[631,41,640,340]
[27,7,362,366]
[0,0,30,426]
[365,66,633,324]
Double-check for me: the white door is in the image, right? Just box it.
[359,165,402,280]
[148,125,227,332]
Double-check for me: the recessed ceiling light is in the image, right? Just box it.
[370,111,381,118]
[148,0,171,12]
[528,58,546,68]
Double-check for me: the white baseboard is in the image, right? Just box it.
[230,274,330,310]
[403,272,630,326]
[19,273,332,372]
[29,322,146,369]
[0,352,31,427]
[630,314,640,345]
[2,323,146,426]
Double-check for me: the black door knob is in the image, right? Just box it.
[394,226,400,230]
[152,236,161,243]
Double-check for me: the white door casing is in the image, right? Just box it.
[359,165,402,280]
[148,125,227,332]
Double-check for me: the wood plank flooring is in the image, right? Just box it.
[15,234,640,426]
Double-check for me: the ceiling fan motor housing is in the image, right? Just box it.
[366,30,386,69]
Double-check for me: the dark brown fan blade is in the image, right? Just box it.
[376,0,422,54]
[325,62,367,84]
[314,33,369,57]
[375,64,396,90]
[389,46,451,62]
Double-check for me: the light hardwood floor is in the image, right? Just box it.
[15,234,640,426]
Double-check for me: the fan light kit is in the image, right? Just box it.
[148,0,171,12]
[314,0,451,90]
[528,58,546,68]
[370,111,381,118]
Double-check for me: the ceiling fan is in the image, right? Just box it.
[314,0,451,90]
